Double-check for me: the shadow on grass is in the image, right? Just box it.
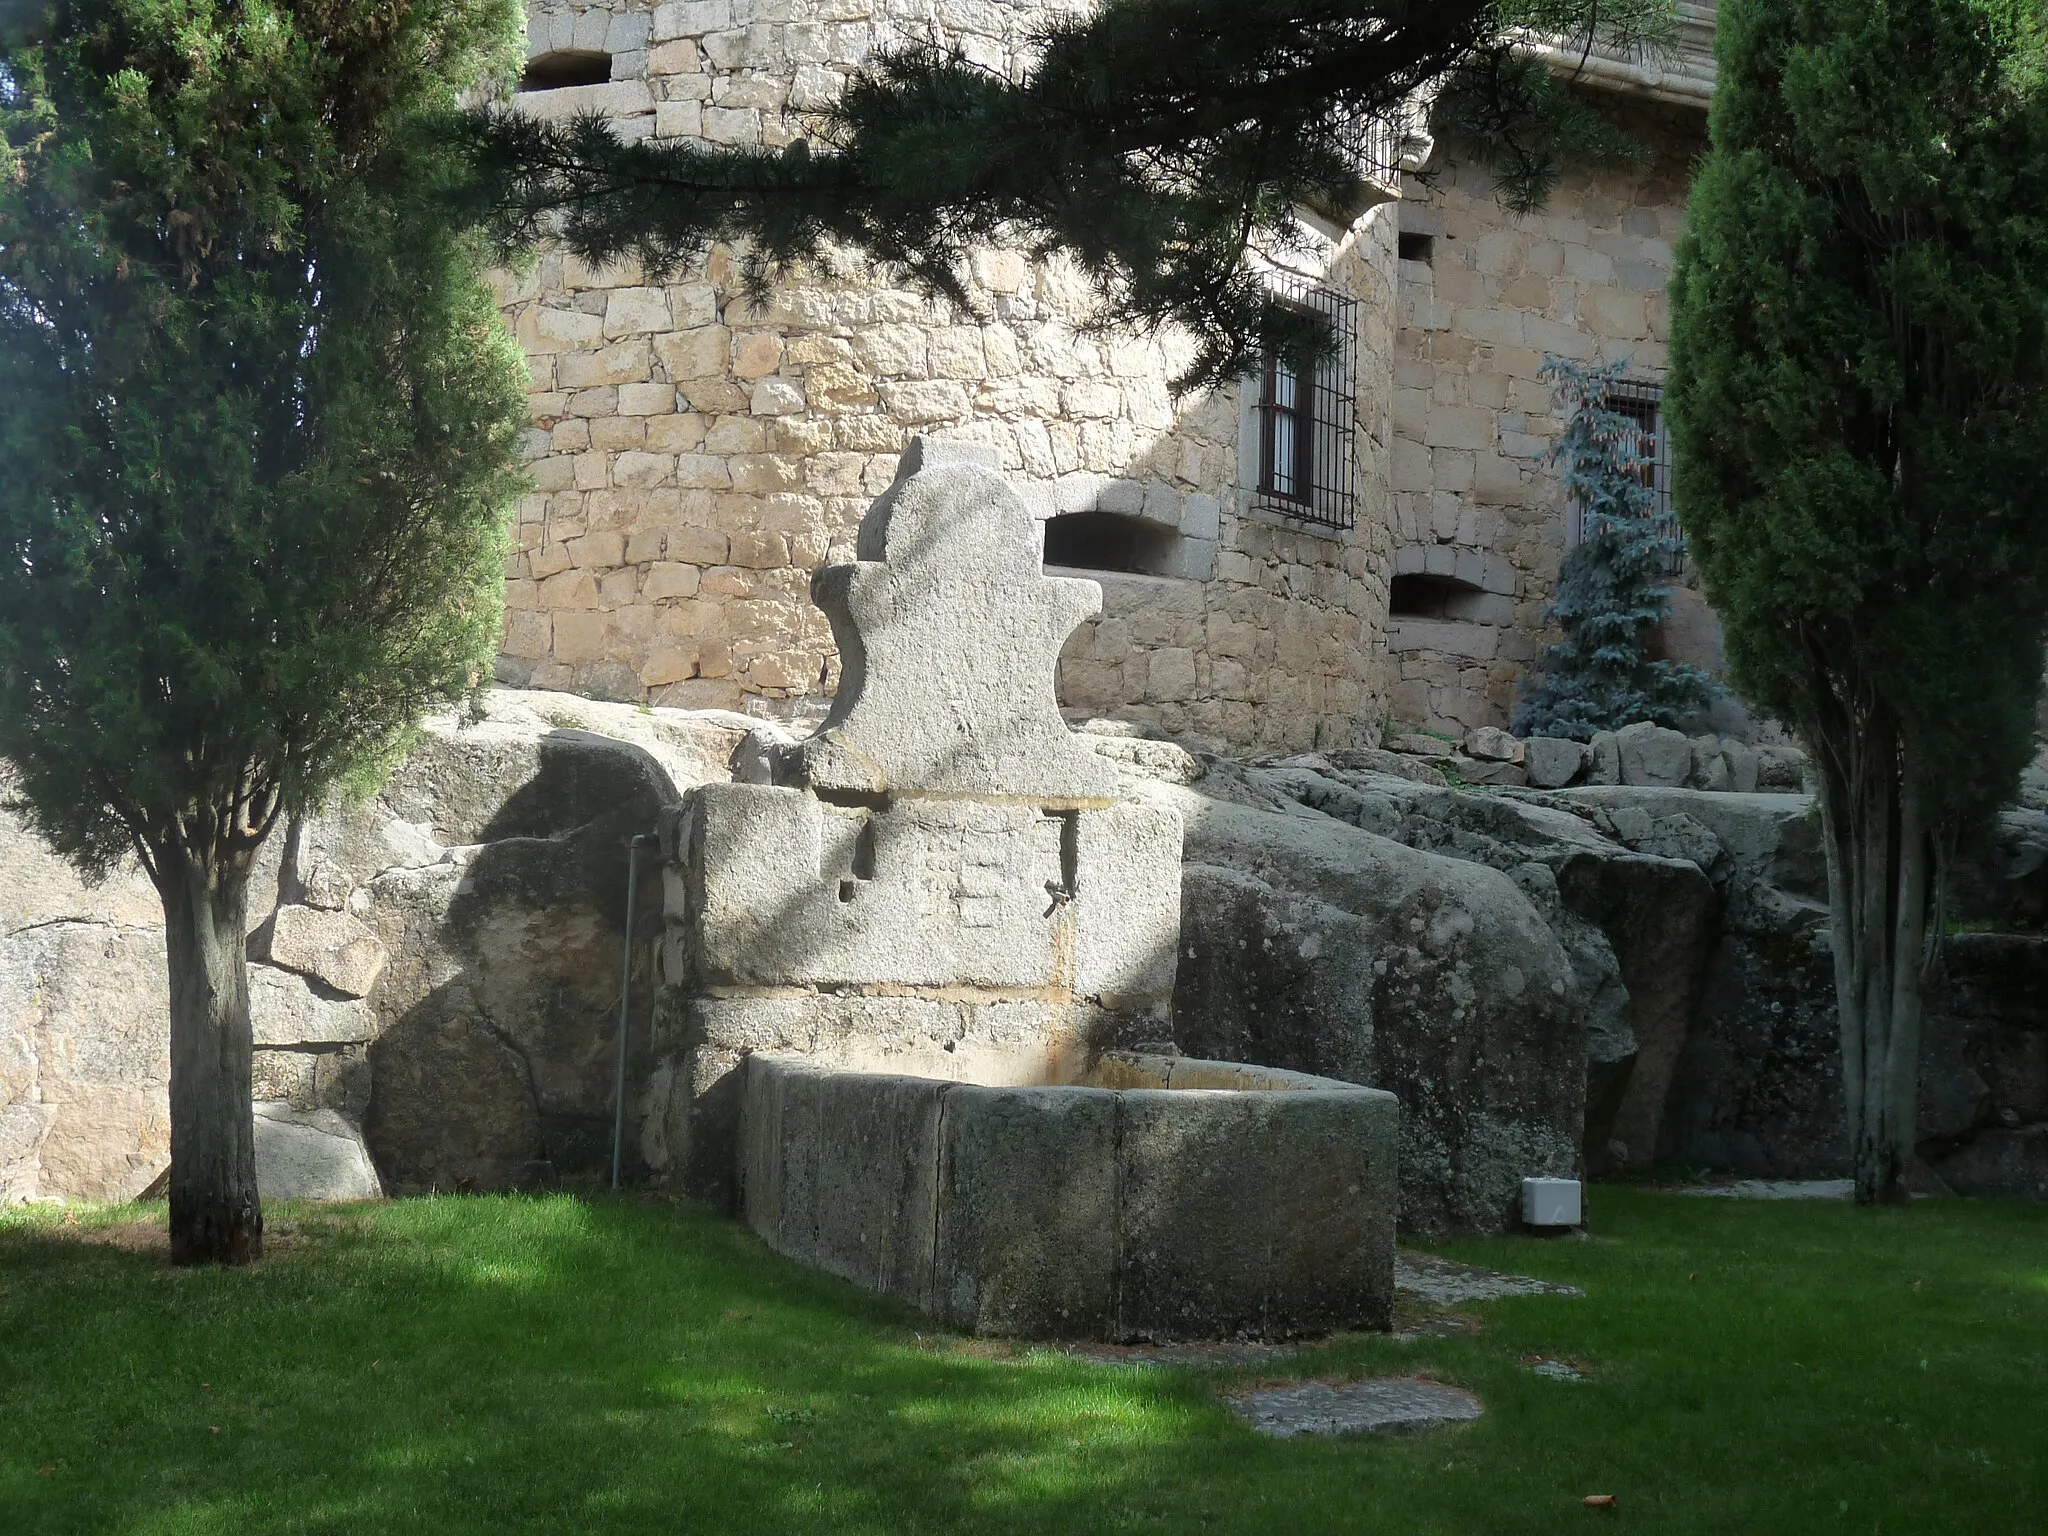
[0,1197,1250,1536]
[2,1190,2045,1536]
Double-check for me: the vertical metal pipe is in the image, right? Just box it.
[612,832,656,1191]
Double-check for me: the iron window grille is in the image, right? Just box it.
[1330,104,1402,190]
[1569,375,1686,574]
[1253,275,1358,532]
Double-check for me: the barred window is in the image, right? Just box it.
[1570,376,1684,573]
[1253,277,1357,532]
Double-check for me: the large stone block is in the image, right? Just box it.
[254,1102,383,1201]
[933,1084,1121,1337]
[742,1057,944,1309]
[1589,730,1621,784]
[1525,735,1590,788]
[682,786,1064,990]
[1072,798,1183,1007]
[1463,726,1522,763]
[1421,404,1492,450]
[1457,759,1528,787]
[1722,738,1762,794]
[249,966,375,1046]
[1,919,171,1201]
[262,905,387,999]
[1688,735,1732,792]
[666,993,1134,1205]
[798,438,1118,805]
[681,781,1182,1001]
[737,1053,1399,1340]
[1616,722,1691,787]
[1116,1085,1396,1337]
[1,772,164,937]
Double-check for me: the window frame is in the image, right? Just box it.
[1249,275,1359,532]
[1256,353,1315,507]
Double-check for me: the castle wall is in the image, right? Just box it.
[1053,209,1398,751]
[494,0,1397,753]
[1386,98,1709,735]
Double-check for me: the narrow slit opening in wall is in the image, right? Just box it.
[1398,232,1434,264]
[519,50,612,91]
[1042,511,1182,578]
[839,814,877,902]
[1041,810,1080,915]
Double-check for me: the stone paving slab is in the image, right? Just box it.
[1390,1310,1483,1342]
[1395,1250,1584,1304]
[1227,1378,1484,1438]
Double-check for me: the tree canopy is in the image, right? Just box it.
[462,0,1674,390]
[1667,0,2048,1202]
[0,0,531,1260]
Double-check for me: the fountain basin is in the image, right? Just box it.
[740,1051,1397,1340]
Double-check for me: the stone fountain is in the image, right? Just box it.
[656,437,1397,1339]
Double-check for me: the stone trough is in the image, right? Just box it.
[741,1051,1398,1341]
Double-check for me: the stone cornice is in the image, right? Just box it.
[1527,2,1717,110]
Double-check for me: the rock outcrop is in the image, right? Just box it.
[1551,788,1834,1176]
[1636,788,2048,1200]
[1162,754,1721,1186]
[1375,722,1806,795]
[1149,773,1584,1237]
[334,694,748,1193]
[2,691,747,1204]
[12,678,2043,1218]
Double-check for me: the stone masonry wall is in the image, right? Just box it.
[1054,213,1399,751]
[494,0,1398,753]
[1386,98,1709,735]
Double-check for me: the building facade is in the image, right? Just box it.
[493,0,1722,749]
[1387,90,1714,735]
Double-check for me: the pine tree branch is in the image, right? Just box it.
[456,0,1673,391]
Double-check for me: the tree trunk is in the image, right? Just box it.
[1814,711,1933,1206]
[158,851,262,1264]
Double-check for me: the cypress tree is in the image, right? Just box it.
[1512,357,1715,739]
[1667,0,2048,1202]
[0,0,529,1261]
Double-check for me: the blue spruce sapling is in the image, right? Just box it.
[1512,356,1714,739]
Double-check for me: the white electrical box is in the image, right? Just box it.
[1522,1177,1583,1227]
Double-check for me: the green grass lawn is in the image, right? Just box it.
[2,1189,2042,1534]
